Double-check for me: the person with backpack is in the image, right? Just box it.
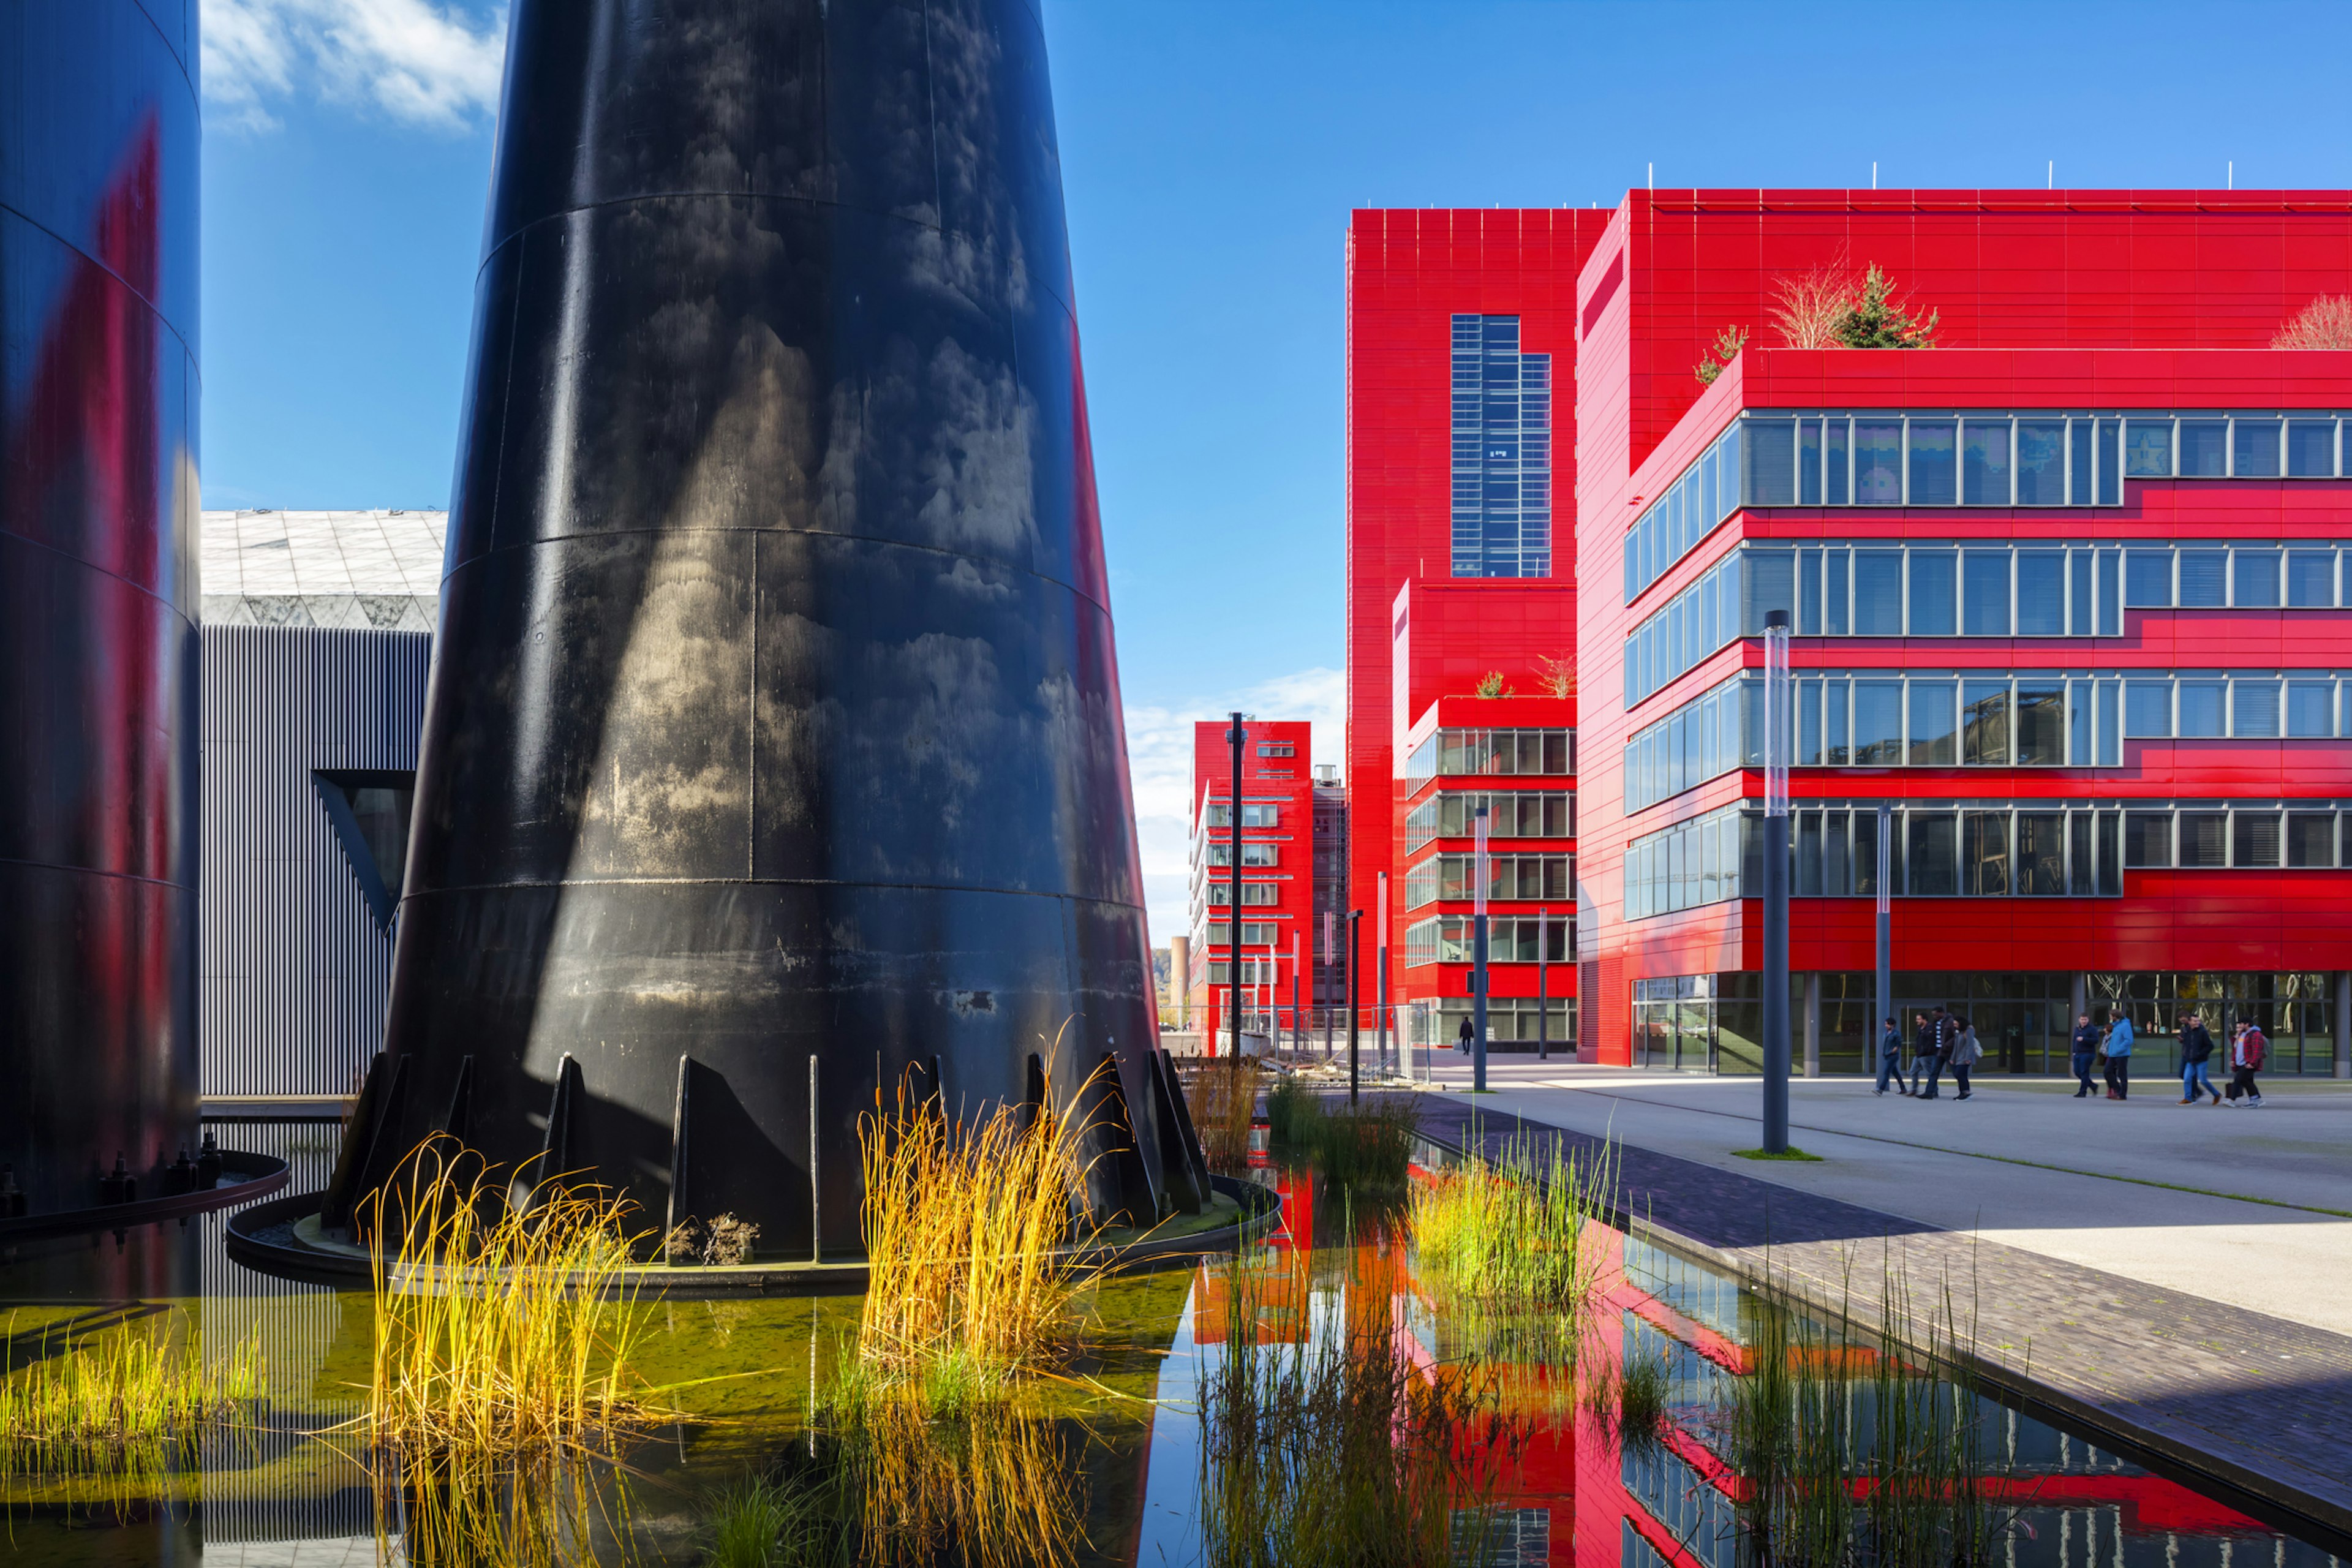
[1875,1016,1907,1096]
[2177,1012,2220,1105]
[1948,1016,1982,1100]
[2070,1013,2103,1098]
[2226,1021,2266,1106]
[1918,1008,1959,1101]
[2102,1012,2134,1100]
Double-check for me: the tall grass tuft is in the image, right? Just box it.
[1410,1131,1616,1316]
[362,1136,660,1568]
[0,1310,264,1475]
[1264,1072,1314,1146]
[364,1136,655,1457]
[1199,1249,1520,1567]
[1310,1097,1418,1191]
[1711,1269,2030,1568]
[1183,1058,1261,1174]
[699,1471,840,1568]
[855,1065,1099,1409]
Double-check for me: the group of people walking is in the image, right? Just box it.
[2161,1012,2268,1106]
[1871,1007,1983,1099]
[1872,1008,2269,1104]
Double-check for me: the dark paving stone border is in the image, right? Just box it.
[1411,1094,2352,1542]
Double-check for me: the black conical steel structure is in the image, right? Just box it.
[350,0,1180,1256]
[0,1,202,1218]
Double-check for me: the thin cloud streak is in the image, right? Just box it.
[1125,666,1344,950]
[203,0,507,132]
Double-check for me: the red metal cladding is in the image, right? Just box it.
[1570,191,2352,1066]
[1185,718,1317,1042]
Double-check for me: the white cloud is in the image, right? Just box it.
[1123,666,1345,951]
[203,0,507,132]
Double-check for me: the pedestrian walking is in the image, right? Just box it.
[2070,1013,2101,1098]
[1918,1008,1958,1100]
[1874,1016,1906,1095]
[1456,1016,1474,1057]
[1949,1016,1982,1099]
[2177,1013,2220,1105]
[1909,1011,1937,1096]
[2225,1020,2266,1106]
[2103,1012,2134,1100]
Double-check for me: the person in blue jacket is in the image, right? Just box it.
[2102,1012,2135,1100]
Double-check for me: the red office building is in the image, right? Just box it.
[1185,720,1346,1048]
[1346,211,1604,1055]
[1570,189,2352,1079]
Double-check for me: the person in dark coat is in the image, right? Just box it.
[1909,1012,1936,1096]
[2177,1013,2220,1105]
[2069,1014,2102,1099]
[1918,1009,1957,1100]
[1457,1016,1474,1056]
[1874,1016,1906,1096]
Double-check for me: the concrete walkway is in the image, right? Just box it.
[1422,1062,2352,1335]
[1395,1066,2352,1533]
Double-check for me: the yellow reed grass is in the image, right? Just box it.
[363,1136,659,1456]
[0,1309,264,1476]
[1183,1058,1259,1174]
[856,1068,1101,1405]
[843,1396,1082,1568]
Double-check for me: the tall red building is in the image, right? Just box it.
[1346,211,1610,1054]
[1570,189,2352,1078]
[1185,719,1344,1048]
[1350,192,2352,1077]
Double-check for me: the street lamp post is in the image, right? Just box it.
[1874,801,1893,1079]
[1374,871,1390,1080]
[1226,712,1245,1076]
[1472,804,1490,1093]
[1291,930,1301,1058]
[1346,908,1363,1104]
[1537,904,1549,1062]
[1761,611,1793,1154]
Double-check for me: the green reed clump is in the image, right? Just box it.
[1199,1250,1519,1568]
[1410,1131,1616,1316]
[1713,1270,2029,1568]
[1265,1073,1315,1146]
[701,1471,842,1568]
[0,1309,265,1475]
[1311,1098,1419,1191]
[1614,1345,1672,1449]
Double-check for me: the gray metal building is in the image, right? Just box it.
[198,510,442,1106]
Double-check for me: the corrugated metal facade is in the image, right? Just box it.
[201,626,429,1098]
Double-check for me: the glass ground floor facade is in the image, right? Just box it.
[1402,996,1578,1051]
[1632,971,2347,1077]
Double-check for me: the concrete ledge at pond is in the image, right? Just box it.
[225,1175,1280,1298]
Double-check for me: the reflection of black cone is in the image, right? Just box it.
[363,0,1163,1256]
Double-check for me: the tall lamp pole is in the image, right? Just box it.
[1374,871,1390,1080]
[1472,804,1491,1093]
[1226,712,1245,1076]
[1874,802,1893,1079]
[1761,611,1793,1153]
[1537,903,1550,1062]
[1291,930,1301,1059]
[1346,909,1363,1104]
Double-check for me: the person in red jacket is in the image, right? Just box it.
[2225,1021,2267,1107]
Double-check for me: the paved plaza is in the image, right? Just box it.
[1406,1062,2352,1529]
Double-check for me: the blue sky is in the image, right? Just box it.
[200,0,2352,938]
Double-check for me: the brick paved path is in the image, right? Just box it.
[1409,1095,2352,1538]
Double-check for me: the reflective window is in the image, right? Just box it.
[2124,680,2172,737]
[2016,813,2067,895]
[2232,679,2280,739]
[2234,550,2281,609]
[2288,420,2337,477]
[1962,550,2010,635]
[2288,812,2337,868]
[1962,418,2011,504]
[2234,812,2281,869]
[1907,812,1957,895]
[2018,551,2066,635]
[1853,551,1904,635]
[2288,680,2334,737]
[2288,551,2337,607]
[2177,420,2228,477]
[2233,419,2281,478]
[2124,418,2174,476]
[1961,680,2010,765]
[1907,681,1956,766]
[2177,680,2226,737]
[1907,420,1957,505]
[1907,551,1956,636]
[2125,550,2173,607]
[2124,812,2172,867]
[1855,420,1902,503]
[1963,812,2010,895]
[2016,682,2066,764]
[2177,549,2228,608]
[1450,314,1552,579]
[2178,812,2228,867]
[2017,420,2067,503]
[1854,680,1904,766]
